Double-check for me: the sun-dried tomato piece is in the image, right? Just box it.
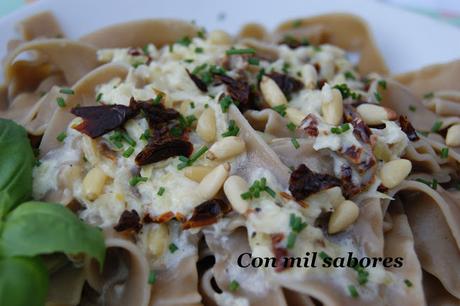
[289,164,341,201]
[271,233,288,272]
[214,74,251,109]
[186,69,208,92]
[135,138,193,166]
[182,199,231,229]
[266,72,303,97]
[114,210,142,233]
[134,99,180,126]
[339,164,360,198]
[71,104,139,138]
[299,114,319,137]
[351,117,372,144]
[399,115,419,142]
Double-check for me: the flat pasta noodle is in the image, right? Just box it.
[1,10,460,306]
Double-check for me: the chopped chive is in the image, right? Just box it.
[190,102,195,109]
[195,47,204,53]
[56,97,66,107]
[192,63,207,74]
[241,177,276,199]
[319,251,331,261]
[142,45,149,55]
[340,123,350,132]
[157,187,166,196]
[286,232,297,249]
[264,186,276,198]
[169,44,174,52]
[354,264,369,285]
[418,130,429,137]
[282,62,290,74]
[59,87,74,95]
[229,280,240,292]
[140,129,151,142]
[122,146,135,158]
[404,279,413,288]
[56,131,67,142]
[204,103,209,108]
[272,104,287,117]
[256,68,265,82]
[168,243,178,253]
[219,96,234,113]
[348,285,359,298]
[121,132,136,147]
[225,48,256,55]
[184,59,194,63]
[96,92,103,102]
[129,176,148,186]
[291,137,300,149]
[221,120,240,137]
[289,214,307,233]
[197,29,206,39]
[152,94,163,105]
[248,57,259,65]
[331,123,350,135]
[374,91,382,102]
[176,36,192,47]
[344,71,356,80]
[440,147,449,159]
[170,126,183,137]
[409,105,416,112]
[292,19,302,28]
[377,79,387,89]
[148,271,157,284]
[177,146,208,170]
[431,120,443,133]
[286,122,296,132]
[313,45,322,52]
[423,92,434,99]
[415,178,438,190]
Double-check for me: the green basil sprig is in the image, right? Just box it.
[0,119,106,306]
[0,120,35,218]
[0,201,105,264]
[0,256,48,306]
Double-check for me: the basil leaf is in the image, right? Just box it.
[0,119,35,218]
[0,256,48,306]
[0,202,105,265]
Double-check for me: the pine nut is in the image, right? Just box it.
[380,159,412,188]
[286,107,306,126]
[208,30,232,45]
[147,224,169,257]
[184,166,214,182]
[321,88,343,125]
[198,163,230,199]
[446,124,460,147]
[260,75,287,107]
[373,140,392,162]
[223,176,250,214]
[59,165,81,189]
[301,64,317,89]
[82,167,107,200]
[81,135,100,165]
[206,136,246,161]
[328,200,359,234]
[196,108,216,142]
[356,104,397,125]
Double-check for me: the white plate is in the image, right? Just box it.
[0,0,459,74]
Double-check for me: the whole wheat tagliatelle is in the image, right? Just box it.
[1,10,459,306]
